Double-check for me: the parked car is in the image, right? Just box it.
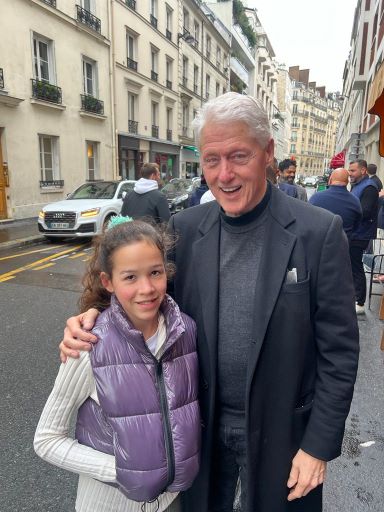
[161,179,193,213]
[38,180,136,240]
[303,176,318,187]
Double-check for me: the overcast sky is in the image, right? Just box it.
[247,0,357,92]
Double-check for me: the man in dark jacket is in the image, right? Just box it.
[367,163,383,191]
[189,175,209,206]
[349,159,379,314]
[121,162,170,223]
[310,168,362,241]
[279,159,307,201]
[60,93,359,512]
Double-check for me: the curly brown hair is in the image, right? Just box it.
[79,220,175,313]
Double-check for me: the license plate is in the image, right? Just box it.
[49,222,69,229]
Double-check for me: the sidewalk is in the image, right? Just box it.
[0,217,44,250]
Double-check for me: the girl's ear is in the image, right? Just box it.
[100,272,114,293]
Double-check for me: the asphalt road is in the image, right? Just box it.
[0,240,383,511]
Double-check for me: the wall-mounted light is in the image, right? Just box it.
[178,32,196,45]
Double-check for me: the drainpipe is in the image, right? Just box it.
[108,0,118,179]
[200,20,204,106]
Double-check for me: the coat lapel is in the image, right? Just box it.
[192,204,221,377]
[246,188,297,390]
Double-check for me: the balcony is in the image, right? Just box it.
[40,180,64,188]
[167,129,172,141]
[81,94,104,115]
[76,5,101,33]
[127,58,138,71]
[125,0,136,10]
[166,29,172,41]
[31,79,62,104]
[42,0,56,6]
[0,68,4,89]
[151,70,158,82]
[152,125,159,138]
[182,76,188,88]
[150,14,157,29]
[128,120,138,134]
[166,80,172,90]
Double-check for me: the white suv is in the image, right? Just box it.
[38,180,136,240]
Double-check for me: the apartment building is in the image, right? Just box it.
[288,67,340,176]
[276,64,293,158]
[337,0,384,175]
[0,0,113,220]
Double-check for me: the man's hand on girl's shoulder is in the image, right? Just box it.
[59,309,100,363]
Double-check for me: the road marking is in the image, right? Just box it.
[33,263,56,271]
[69,252,87,259]
[0,244,84,281]
[0,245,62,261]
[0,275,16,282]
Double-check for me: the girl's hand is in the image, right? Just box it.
[59,309,100,362]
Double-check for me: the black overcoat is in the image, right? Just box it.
[168,185,359,512]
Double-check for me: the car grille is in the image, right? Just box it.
[45,211,76,228]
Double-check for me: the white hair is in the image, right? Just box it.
[192,92,271,149]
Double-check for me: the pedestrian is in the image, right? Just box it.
[367,163,383,192]
[121,162,171,224]
[278,159,308,201]
[34,217,200,512]
[189,174,209,206]
[309,168,362,241]
[59,92,359,512]
[348,159,379,314]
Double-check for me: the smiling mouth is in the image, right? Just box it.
[136,298,158,306]
[220,186,241,194]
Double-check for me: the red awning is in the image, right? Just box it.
[329,150,346,169]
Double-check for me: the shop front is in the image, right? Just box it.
[180,146,200,179]
[118,135,141,180]
[150,141,180,182]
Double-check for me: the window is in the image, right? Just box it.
[206,35,211,59]
[193,65,199,94]
[150,0,157,17]
[166,107,173,140]
[39,135,59,182]
[166,6,173,39]
[166,58,173,88]
[33,34,53,82]
[152,102,159,137]
[205,74,210,98]
[182,56,188,87]
[82,58,97,96]
[216,81,220,97]
[216,46,221,69]
[194,20,200,48]
[82,0,94,13]
[183,8,190,32]
[151,47,158,81]
[126,31,138,70]
[290,144,296,154]
[128,92,138,133]
[292,104,298,113]
[182,103,189,135]
[223,53,228,70]
[86,141,99,180]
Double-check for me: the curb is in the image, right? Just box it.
[0,235,46,252]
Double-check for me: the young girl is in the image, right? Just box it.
[34,218,200,512]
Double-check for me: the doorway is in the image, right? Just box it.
[0,139,8,219]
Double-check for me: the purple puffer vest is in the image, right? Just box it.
[75,294,200,502]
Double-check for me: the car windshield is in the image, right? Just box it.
[68,182,118,199]
[162,181,190,194]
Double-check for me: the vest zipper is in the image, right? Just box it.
[155,360,175,489]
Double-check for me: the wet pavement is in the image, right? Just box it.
[0,217,44,248]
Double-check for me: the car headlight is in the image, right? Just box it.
[38,210,45,220]
[80,208,100,218]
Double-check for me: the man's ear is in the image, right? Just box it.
[100,272,114,293]
[265,138,275,166]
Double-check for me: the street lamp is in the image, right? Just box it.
[178,32,196,45]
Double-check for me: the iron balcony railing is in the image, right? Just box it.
[166,80,172,90]
[0,68,4,89]
[166,129,172,141]
[31,79,62,104]
[128,120,138,134]
[42,0,56,6]
[150,14,157,29]
[166,29,172,41]
[125,0,136,10]
[127,58,138,71]
[151,70,158,82]
[152,125,159,138]
[76,5,101,33]
[40,180,64,188]
[81,94,104,115]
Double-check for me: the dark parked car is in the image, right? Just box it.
[161,179,193,213]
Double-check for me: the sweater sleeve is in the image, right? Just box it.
[157,193,171,223]
[34,352,116,482]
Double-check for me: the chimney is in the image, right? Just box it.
[316,86,326,98]
[299,69,310,87]
[289,66,300,81]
